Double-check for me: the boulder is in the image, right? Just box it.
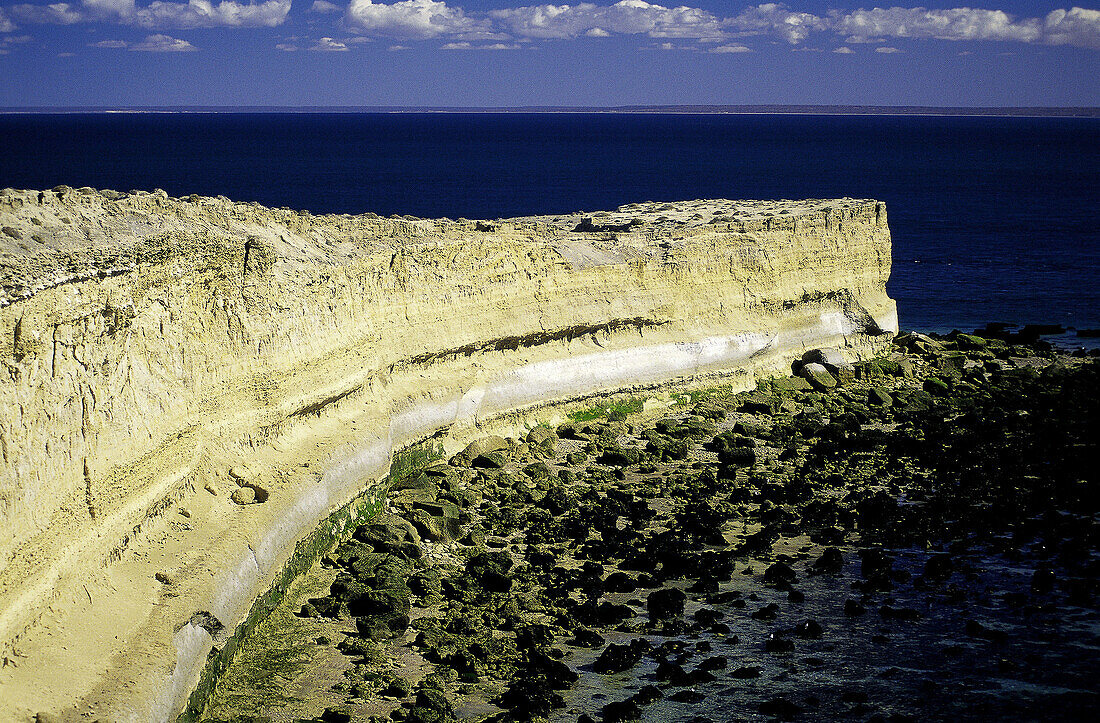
[354,514,420,546]
[801,348,847,367]
[955,333,988,350]
[647,588,686,620]
[525,425,556,446]
[801,349,856,384]
[772,376,813,392]
[800,363,837,391]
[408,508,462,542]
[451,435,509,467]
[868,387,893,407]
[895,331,944,354]
[936,352,967,377]
[472,450,507,469]
[739,392,779,415]
[230,486,256,505]
[390,472,438,493]
[593,639,648,674]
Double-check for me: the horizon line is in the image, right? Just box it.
[1,104,1099,118]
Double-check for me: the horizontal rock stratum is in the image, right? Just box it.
[0,187,896,721]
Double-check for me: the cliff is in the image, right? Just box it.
[0,187,896,721]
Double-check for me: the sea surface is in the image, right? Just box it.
[1,112,1098,338]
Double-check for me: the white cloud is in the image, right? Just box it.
[342,2,1100,50]
[489,1,724,41]
[131,32,197,50]
[709,43,751,53]
[832,45,853,53]
[1044,6,1100,49]
[724,3,825,44]
[388,43,410,49]
[90,38,131,46]
[441,40,519,48]
[0,33,34,51]
[311,36,349,49]
[346,0,489,39]
[133,0,291,28]
[11,0,291,29]
[875,45,902,53]
[834,7,1041,45]
[275,41,296,49]
[11,3,86,24]
[6,2,1100,53]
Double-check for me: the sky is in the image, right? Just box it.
[0,1,1097,107]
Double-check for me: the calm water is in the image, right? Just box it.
[1,113,1097,335]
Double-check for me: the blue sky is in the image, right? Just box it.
[0,1,1097,106]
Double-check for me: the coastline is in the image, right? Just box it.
[198,330,1100,722]
[2,106,1099,118]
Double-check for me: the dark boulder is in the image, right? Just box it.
[646,588,687,620]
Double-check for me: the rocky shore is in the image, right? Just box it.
[202,330,1100,722]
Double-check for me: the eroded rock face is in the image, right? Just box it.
[0,189,895,719]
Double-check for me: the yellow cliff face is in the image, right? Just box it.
[0,187,895,720]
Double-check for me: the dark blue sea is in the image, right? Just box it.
[1,113,1098,338]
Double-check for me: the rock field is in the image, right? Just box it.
[204,330,1100,722]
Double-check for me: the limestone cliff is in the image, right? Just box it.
[0,187,895,721]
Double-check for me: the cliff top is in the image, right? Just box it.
[0,186,880,308]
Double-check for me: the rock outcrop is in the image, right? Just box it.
[0,187,895,720]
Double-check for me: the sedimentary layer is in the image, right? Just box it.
[0,187,895,721]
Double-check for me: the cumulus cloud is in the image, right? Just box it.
[89,32,197,50]
[441,40,520,48]
[11,0,291,29]
[346,0,491,39]
[834,7,1042,44]
[724,2,825,44]
[489,1,724,41]
[275,41,297,49]
[341,2,1100,50]
[11,3,86,24]
[709,43,752,53]
[875,45,902,53]
[7,2,1100,52]
[131,32,197,49]
[311,36,349,49]
[1044,6,1100,49]
[0,33,33,52]
[832,45,854,53]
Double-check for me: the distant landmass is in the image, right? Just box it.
[1,104,1099,117]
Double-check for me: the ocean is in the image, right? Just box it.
[1,112,1097,338]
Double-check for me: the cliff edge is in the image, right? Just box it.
[0,187,896,721]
